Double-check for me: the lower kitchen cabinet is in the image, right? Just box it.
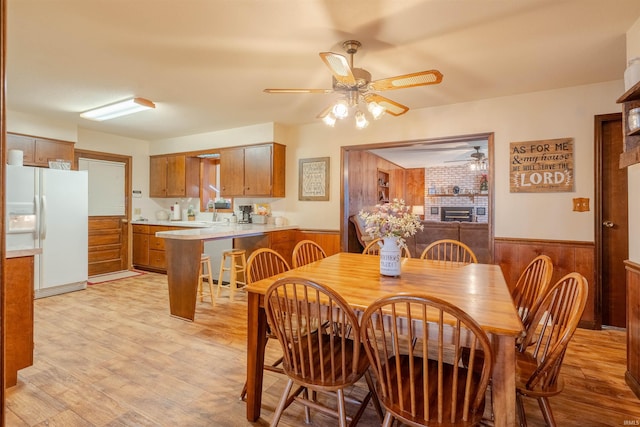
[133,224,188,273]
[6,255,35,388]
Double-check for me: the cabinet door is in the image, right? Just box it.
[35,139,74,166]
[220,148,245,196]
[132,233,150,266]
[166,155,187,197]
[6,133,36,165]
[149,156,168,197]
[244,145,272,196]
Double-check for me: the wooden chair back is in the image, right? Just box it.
[246,248,290,284]
[419,239,478,265]
[291,240,327,268]
[265,277,375,425]
[518,272,588,389]
[361,293,493,426]
[511,254,553,331]
[362,238,412,258]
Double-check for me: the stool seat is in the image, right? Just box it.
[217,249,247,301]
[198,254,215,306]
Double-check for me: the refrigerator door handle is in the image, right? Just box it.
[40,195,47,240]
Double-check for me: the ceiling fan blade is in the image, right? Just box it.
[364,93,409,116]
[264,88,333,94]
[369,70,443,91]
[319,52,356,86]
[316,104,333,119]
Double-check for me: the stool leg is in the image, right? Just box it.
[229,255,237,302]
[205,258,215,306]
[217,254,226,298]
[198,261,204,302]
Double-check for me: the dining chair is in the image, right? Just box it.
[515,272,588,427]
[361,293,493,426]
[291,239,327,268]
[511,254,554,333]
[419,239,478,265]
[265,277,382,427]
[362,237,412,258]
[239,248,291,401]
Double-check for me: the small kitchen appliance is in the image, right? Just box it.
[238,205,253,223]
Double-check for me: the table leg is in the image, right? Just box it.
[246,291,267,421]
[165,239,201,321]
[492,334,516,427]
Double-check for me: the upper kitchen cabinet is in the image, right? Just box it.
[219,143,286,197]
[7,132,74,168]
[149,154,200,198]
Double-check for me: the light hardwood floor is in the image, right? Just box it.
[5,272,640,426]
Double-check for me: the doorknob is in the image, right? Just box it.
[603,220,614,228]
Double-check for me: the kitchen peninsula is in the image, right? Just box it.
[156,222,297,321]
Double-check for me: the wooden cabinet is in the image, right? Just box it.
[220,143,286,197]
[149,154,200,198]
[617,82,640,167]
[626,261,640,399]
[7,132,74,167]
[132,224,190,272]
[270,229,295,262]
[6,256,35,388]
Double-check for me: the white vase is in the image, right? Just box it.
[379,237,402,276]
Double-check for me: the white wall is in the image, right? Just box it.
[627,18,640,263]
[7,110,77,142]
[8,79,621,241]
[284,80,621,240]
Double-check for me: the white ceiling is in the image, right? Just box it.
[6,0,640,145]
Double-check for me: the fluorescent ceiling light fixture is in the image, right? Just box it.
[80,97,155,121]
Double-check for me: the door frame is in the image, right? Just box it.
[594,112,627,329]
[74,149,132,271]
[340,132,495,259]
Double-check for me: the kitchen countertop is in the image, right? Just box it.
[154,222,298,241]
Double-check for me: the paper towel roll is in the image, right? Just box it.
[8,149,23,166]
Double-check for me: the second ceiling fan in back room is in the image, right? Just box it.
[264,40,443,129]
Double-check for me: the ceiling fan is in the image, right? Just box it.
[445,146,488,169]
[264,40,443,126]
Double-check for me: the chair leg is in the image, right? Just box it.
[336,388,347,427]
[516,393,527,427]
[271,378,294,427]
[538,397,557,427]
[381,411,394,427]
[364,370,384,421]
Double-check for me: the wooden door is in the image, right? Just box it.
[597,113,629,327]
[244,145,272,196]
[76,151,132,276]
[220,147,245,196]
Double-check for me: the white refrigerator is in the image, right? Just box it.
[6,165,89,298]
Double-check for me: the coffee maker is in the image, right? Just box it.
[238,205,253,223]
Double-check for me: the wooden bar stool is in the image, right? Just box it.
[198,254,215,306]
[217,249,247,301]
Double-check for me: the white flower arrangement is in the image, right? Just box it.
[359,198,424,244]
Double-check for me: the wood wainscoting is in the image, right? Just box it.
[494,238,597,328]
[295,230,341,257]
[626,260,640,398]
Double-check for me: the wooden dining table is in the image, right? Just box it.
[245,252,524,426]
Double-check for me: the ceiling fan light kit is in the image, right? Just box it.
[264,39,443,129]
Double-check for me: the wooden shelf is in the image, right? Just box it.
[617,81,640,167]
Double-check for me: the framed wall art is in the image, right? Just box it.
[299,157,330,201]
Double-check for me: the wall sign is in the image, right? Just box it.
[299,157,330,201]
[510,138,574,193]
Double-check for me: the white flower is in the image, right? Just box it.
[359,199,424,245]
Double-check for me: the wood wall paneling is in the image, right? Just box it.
[494,238,596,327]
